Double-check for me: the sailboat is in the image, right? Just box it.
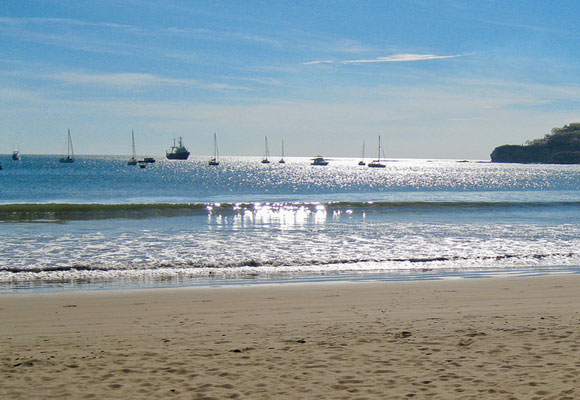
[279,140,286,164]
[368,135,386,168]
[128,130,137,165]
[59,130,75,163]
[261,136,271,164]
[209,132,220,166]
[358,142,366,166]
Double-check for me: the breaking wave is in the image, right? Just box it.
[2,200,580,221]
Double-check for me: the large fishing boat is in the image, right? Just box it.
[12,149,21,161]
[166,137,190,160]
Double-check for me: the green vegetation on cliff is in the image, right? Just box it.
[490,123,580,164]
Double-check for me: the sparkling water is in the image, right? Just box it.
[1,155,580,290]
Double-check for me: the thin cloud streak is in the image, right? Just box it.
[48,71,252,91]
[303,60,334,65]
[343,53,464,63]
[0,16,141,33]
[304,53,466,65]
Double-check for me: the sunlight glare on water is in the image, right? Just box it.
[1,155,580,289]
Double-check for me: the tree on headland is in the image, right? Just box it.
[525,123,580,146]
[551,122,580,135]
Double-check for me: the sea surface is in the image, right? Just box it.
[1,154,580,292]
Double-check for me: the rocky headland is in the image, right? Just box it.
[490,123,580,164]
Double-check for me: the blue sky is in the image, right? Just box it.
[1,0,580,159]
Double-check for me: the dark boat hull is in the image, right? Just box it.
[166,152,190,160]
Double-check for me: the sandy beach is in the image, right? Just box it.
[1,275,579,399]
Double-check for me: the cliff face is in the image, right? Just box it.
[490,125,580,164]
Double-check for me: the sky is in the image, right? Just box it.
[1,0,580,159]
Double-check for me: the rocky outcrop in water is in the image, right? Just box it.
[490,123,580,164]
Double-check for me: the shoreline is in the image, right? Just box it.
[2,274,579,398]
[2,264,579,294]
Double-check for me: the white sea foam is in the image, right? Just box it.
[1,157,580,288]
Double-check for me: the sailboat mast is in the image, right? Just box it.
[67,129,74,159]
[214,132,219,159]
[380,135,386,160]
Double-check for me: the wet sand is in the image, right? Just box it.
[1,275,579,399]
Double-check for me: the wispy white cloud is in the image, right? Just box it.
[48,71,251,91]
[0,88,44,103]
[50,72,164,87]
[303,60,335,65]
[343,53,464,63]
[330,39,376,54]
[304,53,466,65]
[234,32,281,47]
[1,16,281,60]
[0,16,141,33]
[163,25,281,47]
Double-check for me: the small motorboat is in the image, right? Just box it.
[311,156,329,166]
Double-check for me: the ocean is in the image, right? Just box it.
[1,154,580,292]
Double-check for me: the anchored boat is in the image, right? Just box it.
[261,136,271,164]
[311,156,329,166]
[166,137,190,160]
[128,130,137,165]
[368,136,386,168]
[59,130,75,163]
[279,140,286,164]
[209,133,220,166]
[358,142,366,166]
